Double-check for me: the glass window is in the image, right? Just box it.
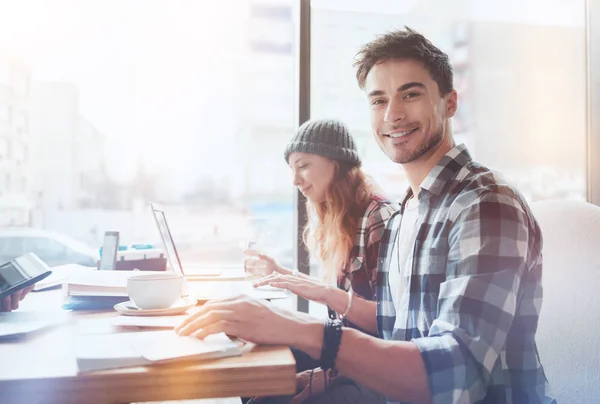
[0,237,25,263]
[0,138,7,160]
[0,105,8,122]
[0,1,296,269]
[310,0,587,202]
[22,237,68,263]
[0,60,8,86]
[12,69,28,100]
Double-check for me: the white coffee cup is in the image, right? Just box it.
[127,273,185,310]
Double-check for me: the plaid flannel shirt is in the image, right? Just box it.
[376,144,555,404]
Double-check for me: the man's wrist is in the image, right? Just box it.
[289,317,324,359]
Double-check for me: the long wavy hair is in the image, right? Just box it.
[303,161,374,283]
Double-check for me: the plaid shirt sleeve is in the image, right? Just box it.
[362,201,399,296]
[411,190,539,403]
[342,198,398,301]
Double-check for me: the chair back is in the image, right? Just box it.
[531,200,600,403]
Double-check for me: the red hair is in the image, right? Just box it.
[303,162,373,282]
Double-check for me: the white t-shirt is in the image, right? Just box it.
[388,196,420,329]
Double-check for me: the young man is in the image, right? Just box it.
[177,28,554,404]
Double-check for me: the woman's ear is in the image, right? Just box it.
[333,161,341,178]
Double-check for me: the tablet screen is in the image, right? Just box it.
[0,253,52,298]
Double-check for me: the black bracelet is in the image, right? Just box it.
[319,318,343,375]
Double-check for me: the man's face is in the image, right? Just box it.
[364,58,457,164]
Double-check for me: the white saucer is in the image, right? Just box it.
[114,297,197,316]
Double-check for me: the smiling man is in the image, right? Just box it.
[176,28,554,404]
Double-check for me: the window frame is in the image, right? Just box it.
[587,0,600,205]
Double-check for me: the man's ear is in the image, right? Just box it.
[444,90,458,119]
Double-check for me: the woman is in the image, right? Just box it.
[247,119,398,404]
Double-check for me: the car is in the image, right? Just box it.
[0,227,99,267]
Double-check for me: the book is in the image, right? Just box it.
[75,330,242,372]
[66,268,161,297]
[64,268,289,301]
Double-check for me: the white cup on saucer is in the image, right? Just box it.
[127,273,185,310]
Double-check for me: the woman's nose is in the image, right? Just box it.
[292,171,302,186]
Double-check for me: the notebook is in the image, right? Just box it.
[75,330,242,372]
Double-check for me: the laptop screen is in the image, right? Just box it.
[150,203,184,276]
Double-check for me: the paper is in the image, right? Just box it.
[0,311,71,338]
[134,331,238,362]
[186,281,288,301]
[112,315,188,329]
[75,330,241,372]
[33,263,93,291]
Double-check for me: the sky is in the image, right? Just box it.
[0,0,246,190]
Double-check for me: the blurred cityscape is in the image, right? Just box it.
[0,0,587,268]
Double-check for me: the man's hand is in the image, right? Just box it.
[252,273,332,305]
[174,295,323,346]
[248,369,327,404]
[290,369,328,404]
[1,285,34,312]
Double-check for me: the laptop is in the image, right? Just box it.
[150,203,288,301]
[150,203,223,279]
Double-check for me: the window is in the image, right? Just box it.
[0,138,7,160]
[0,105,8,122]
[22,237,68,262]
[0,237,25,257]
[310,0,587,202]
[0,1,296,271]
[0,60,8,86]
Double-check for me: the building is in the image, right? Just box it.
[74,116,109,207]
[236,0,295,203]
[0,57,32,226]
[30,81,109,210]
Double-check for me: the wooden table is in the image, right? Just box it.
[0,289,296,404]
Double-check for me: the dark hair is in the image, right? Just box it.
[353,26,454,95]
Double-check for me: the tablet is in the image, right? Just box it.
[0,253,52,299]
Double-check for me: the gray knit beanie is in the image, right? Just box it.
[284,119,361,166]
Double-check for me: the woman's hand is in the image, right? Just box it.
[252,273,332,305]
[243,249,292,276]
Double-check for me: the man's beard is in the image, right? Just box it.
[391,123,445,164]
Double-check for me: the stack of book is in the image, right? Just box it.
[58,267,160,310]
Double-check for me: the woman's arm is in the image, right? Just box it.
[326,201,397,334]
[323,287,378,333]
